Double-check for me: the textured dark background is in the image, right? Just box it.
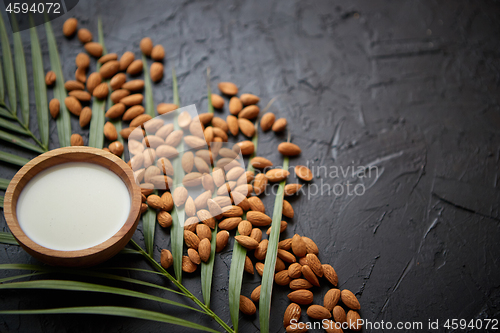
[1,0,500,332]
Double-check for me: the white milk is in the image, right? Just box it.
[16,162,131,251]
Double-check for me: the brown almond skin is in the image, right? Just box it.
[64,80,85,91]
[219,82,238,95]
[307,305,332,320]
[151,45,165,61]
[63,18,78,37]
[49,99,60,119]
[119,51,135,71]
[182,255,197,273]
[323,264,338,286]
[151,62,164,82]
[87,72,102,94]
[98,53,118,64]
[244,256,254,274]
[279,238,292,250]
[65,96,82,116]
[289,278,313,290]
[236,140,255,155]
[157,211,172,228]
[123,79,145,91]
[69,90,91,102]
[160,249,173,269]
[301,265,320,287]
[157,103,179,115]
[229,96,243,115]
[251,285,261,302]
[198,238,211,262]
[238,105,260,119]
[324,288,341,311]
[240,93,260,106]
[260,112,275,131]
[110,73,127,91]
[333,305,347,323]
[278,142,302,156]
[306,253,323,277]
[79,107,92,128]
[341,289,361,310]
[275,270,292,286]
[227,115,239,136]
[238,118,255,137]
[140,37,153,56]
[188,248,201,265]
[105,103,126,119]
[70,133,84,146]
[111,89,130,104]
[239,295,256,315]
[292,234,307,257]
[77,28,93,43]
[283,303,302,328]
[75,52,90,68]
[216,230,230,252]
[295,165,313,181]
[287,290,314,305]
[272,117,287,132]
[278,249,296,264]
[93,83,109,99]
[84,42,103,58]
[121,94,144,107]
[251,156,273,169]
[104,122,118,141]
[211,94,224,109]
[127,59,144,76]
[288,263,302,279]
[45,71,56,86]
[266,169,290,182]
[234,235,259,250]
[282,200,294,218]
[346,310,362,331]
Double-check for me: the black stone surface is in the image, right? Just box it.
[1,0,500,332]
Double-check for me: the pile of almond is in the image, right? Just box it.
[58,17,362,333]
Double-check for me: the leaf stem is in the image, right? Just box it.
[0,103,47,151]
[130,240,235,333]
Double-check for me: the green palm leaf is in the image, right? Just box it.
[0,150,29,166]
[0,195,3,208]
[0,306,219,332]
[0,177,9,190]
[0,129,45,154]
[0,107,15,119]
[11,15,29,126]
[0,14,16,112]
[0,117,28,135]
[259,156,289,333]
[170,66,184,282]
[0,37,4,104]
[29,22,49,149]
[45,20,71,147]
[0,231,17,245]
[0,280,201,312]
[0,272,45,283]
[88,18,106,149]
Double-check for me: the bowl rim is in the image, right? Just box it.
[4,147,141,263]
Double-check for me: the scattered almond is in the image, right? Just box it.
[260,112,275,131]
[127,59,143,75]
[119,51,135,71]
[218,82,238,95]
[65,96,82,116]
[239,295,256,315]
[84,42,103,58]
[140,37,153,56]
[93,82,109,99]
[287,290,314,305]
[278,142,301,156]
[272,118,287,132]
[49,99,60,119]
[307,305,332,320]
[70,133,84,146]
[341,289,360,310]
[79,106,92,127]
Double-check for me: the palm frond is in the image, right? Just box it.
[0,150,29,167]
[10,15,29,126]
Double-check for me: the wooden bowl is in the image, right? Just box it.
[4,147,142,267]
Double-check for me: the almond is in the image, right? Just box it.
[287,290,313,305]
[110,73,127,91]
[238,105,260,119]
[222,205,243,218]
[65,96,82,116]
[211,94,224,109]
[156,123,175,139]
[266,220,287,235]
[254,239,268,260]
[173,187,188,207]
[179,151,194,173]
[289,278,313,290]
[324,288,341,311]
[239,295,256,315]
[45,71,56,86]
[277,249,296,264]
[140,203,148,214]
[211,117,228,133]
[251,285,261,302]
[346,310,362,331]
[151,44,165,61]
[70,133,84,146]
[69,90,91,102]
[157,158,174,176]
[266,169,290,182]
[87,72,102,94]
[157,145,179,160]
[122,105,145,121]
[198,238,211,262]
[215,230,229,252]
[229,96,243,115]
[49,99,60,119]
[279,238,292,250]
[301,265,320,287]
[189,119,204,138]
[251,156,272,169]
[160,249,173,269]
[300,237,318,255]
[307,305,332,320]
[84,42,103,58]
[184,135,206,149]
[93,82,109,99]
[275,270,292,286]
[127,59,143,76]
[79,106,92,127]
[287,262,302,279]
[129,115,151,128]
[291,234,307,257]
[278,142,301,156]
[63,18,78,37]
[322,264,338,286]
[121,79,144,91]
[184,196,196,217]
[236,141,255,155]
[218,217,242,230]
[75,67,86,83]
[260,112,275,131]
[223,115,239,136]
[184,217,199,231]
[246,211,271,227]
[105,103,126,119]
[234,235,259,250]
[295,165,313,181]
[75,53,90,68]
[144,118,164,133]
[218,82,238,95]
[255,262,265,276]
[157,210,172,228]
[165,129,183,146]
[196,224,212,241]
[182,256,197,273]
[144,166,161,183]
[284,303,302,328]
[64,80,84,91]
[248,197,265,213]
[194,190,212,210]
[119,51,135,71]
[333,305,346,323]
[207,199,223,220]
[253,173,267,195]
[244,256,254,274]
[240,93,260,105]
[186,248,201,265]
[237,220,252,236]
[150,62,164,82]
[197,209,216,229]
[238,118,255,137]
[341,289,360,310]
[272,117,287,132]
[77,28,92,43]
[143,135,165,149]
[157,103,178,115]
[140,37,153,56]
[183,172,203,187]
[147,194,165,210]
[122,94,144,107]
[104,122,118,141]
[98,53,118,64]
[282,200,294,218]
[306,253,323,277]
[184,230,200,249]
